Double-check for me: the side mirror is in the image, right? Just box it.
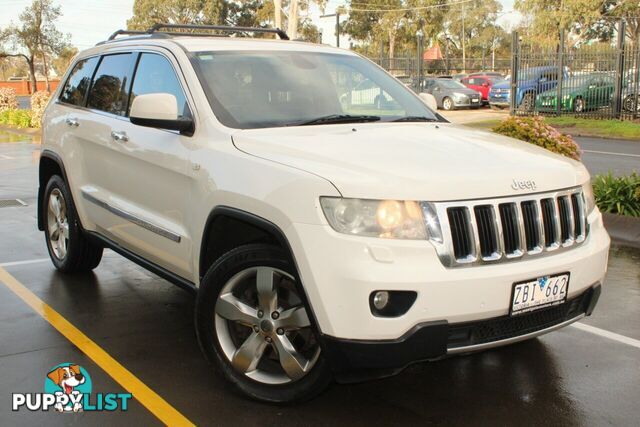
[418,93,438,111]
[130,93,194,134]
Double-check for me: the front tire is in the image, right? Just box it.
[442,97,454,110]
[43,175,103,273]
[195,244,331,403]
[574,97,585,113]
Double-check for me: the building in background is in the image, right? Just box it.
[318,14,352,48]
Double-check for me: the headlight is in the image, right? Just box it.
[453,92,467,99]
[582,182,596,215]
[320,197,430,239]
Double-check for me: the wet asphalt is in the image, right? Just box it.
[0,131,639,426]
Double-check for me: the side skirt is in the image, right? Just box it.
[87,231,197,295]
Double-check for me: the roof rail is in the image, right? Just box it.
[107,29,149,41]
[106,23,290,42]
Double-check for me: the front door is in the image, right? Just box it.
[80,51,194,279]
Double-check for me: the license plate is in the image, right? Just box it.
[511,273,569,316]
[472,99,479,103]
[494,94,503,98]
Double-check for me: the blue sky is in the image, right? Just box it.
[1,0,519,50]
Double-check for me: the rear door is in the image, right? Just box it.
[84,50,194,278]
[49,55,102,229]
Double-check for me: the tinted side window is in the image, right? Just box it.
[129,53,188,118]
[59,57,99,106]
[87,53,134,116]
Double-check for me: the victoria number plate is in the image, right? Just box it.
[511,273,569,316]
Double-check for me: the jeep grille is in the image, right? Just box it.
[425,187,588,267]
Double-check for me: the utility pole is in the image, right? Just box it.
[274,0,282,36]
[461,2,466,73]
[288,0,299,40]
[336,12,340,48]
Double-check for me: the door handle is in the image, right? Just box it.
[65,117,79,127]
[110,131,129,143]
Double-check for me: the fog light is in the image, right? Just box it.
[373,291,390,310]
[369,291,417,317]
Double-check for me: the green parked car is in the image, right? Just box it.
[536,74,615,112]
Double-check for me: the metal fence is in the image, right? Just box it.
[367,21,639,121]
[511,23,639,120]
[369,56,511,90]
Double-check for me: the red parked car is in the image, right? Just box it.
[461,74,504,104]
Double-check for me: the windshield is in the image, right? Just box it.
[437,80,467,89]
[192,51,438,129]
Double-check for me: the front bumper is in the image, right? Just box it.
[489,94,510,106]
[285,209,609,378]
[322,284,600,382]
[453,96,482,107]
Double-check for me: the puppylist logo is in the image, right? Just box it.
[12,363,132,413]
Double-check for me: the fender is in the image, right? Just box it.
[200,206,325,337]
[38,150,73,231]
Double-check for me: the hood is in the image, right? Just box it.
[446,87,480,96]
[232,123,588,201]
[492,81,510,90]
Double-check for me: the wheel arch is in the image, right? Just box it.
[199,206,293,282]
[38,150,69,231]
[198,206,325,335]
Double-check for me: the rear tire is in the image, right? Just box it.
[574,97,585,113]
[195,244,332,403]
[43,175,103,273]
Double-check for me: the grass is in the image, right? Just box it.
[543,116,640,140]
[464,116,640,141]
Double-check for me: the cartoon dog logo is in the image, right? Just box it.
[46,364,86,412]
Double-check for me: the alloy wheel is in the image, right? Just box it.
[47,188,69,260]
[575,98,584,113]
[443,97,453,110]
[214,266,320,385]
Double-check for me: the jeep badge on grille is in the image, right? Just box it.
[511,179,537,191]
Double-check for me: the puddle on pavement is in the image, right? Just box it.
[0,129,41,144]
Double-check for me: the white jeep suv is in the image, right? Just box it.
[38,24,610,403]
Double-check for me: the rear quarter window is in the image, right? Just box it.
[59,57,99,106]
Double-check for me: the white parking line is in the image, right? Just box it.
[0,258,50,267]
[571,322,640,349]
[583,149,640,158]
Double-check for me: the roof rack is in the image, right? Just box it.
[106,23,289,42]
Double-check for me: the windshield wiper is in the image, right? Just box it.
[292,114,381,126]
[391,116,438,122]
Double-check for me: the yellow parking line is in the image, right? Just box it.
[0,266,195,426]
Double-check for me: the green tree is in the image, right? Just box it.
[52,45,78,76]
[3,0,69,93]
[514,0,604,48]
[127,0,230,30]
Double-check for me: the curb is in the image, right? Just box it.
[602,213,640,249]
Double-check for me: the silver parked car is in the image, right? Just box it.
[423,78,482,110]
